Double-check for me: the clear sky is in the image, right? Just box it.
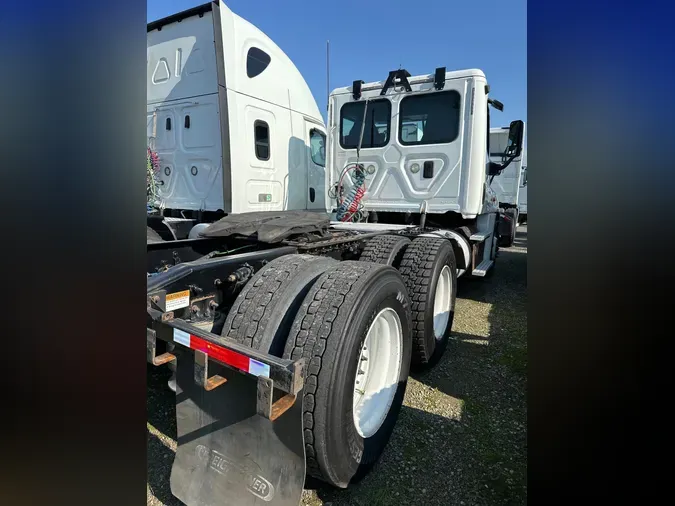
[147,0,526,126]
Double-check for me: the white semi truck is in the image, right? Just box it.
[146,0,327,241]
[146,2,524,505]
[489,125,527,246]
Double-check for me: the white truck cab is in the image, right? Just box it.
[146,1,326,239]
[326,68,524,273]
[327,68,492,220]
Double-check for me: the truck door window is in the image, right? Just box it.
[309,129,326,167]
[398,90,461,146]
[254,120,270,160]
[340,99,391,149]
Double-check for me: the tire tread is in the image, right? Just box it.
[222,254,320,349]
[359,235,411,267]
[398,237,454,365]
[284,261,399,483]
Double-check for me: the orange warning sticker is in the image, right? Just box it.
[165,290,190,311]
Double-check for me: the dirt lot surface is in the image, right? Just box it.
[147,225,527,506]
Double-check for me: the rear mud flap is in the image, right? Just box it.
[170,357,306,506]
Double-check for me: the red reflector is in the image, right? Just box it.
[190,335,251,372]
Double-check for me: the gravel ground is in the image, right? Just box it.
[147,225,527,506]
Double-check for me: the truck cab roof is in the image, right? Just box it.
[330,68,486,97]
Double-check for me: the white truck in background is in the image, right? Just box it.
[146,2,525,506]
[489,125,527,246]
[146,0,327,241]
[518,149,527,223]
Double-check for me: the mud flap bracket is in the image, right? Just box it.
[147,328,176,366]
[257,376,297,421]
[194,350,227,391]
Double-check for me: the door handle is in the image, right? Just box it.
[423,160,434,179]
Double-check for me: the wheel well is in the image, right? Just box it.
[418,229,471,270]
[449,239,468,270]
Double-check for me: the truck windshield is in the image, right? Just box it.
[340,99,391,149]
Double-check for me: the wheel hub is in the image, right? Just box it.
[353,307,403,438]
[433,265,453,340]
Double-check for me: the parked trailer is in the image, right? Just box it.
[146,2,524,505]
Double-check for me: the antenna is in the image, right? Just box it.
[326,40,330,114]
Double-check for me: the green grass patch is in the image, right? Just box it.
[497,346,527,376]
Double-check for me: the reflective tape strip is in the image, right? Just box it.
[172,328,270,378]
[248,359,271,378]
[173,329,191,347]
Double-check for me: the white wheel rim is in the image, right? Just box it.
[353,307,403,439]
[433,265,453,340]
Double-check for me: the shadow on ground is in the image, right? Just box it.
[147,365,176,437]
[147,366,183,506]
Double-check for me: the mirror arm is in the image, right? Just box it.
[499,153,518,172]
[489,154,518,177]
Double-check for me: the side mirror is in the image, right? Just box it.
[506,120,524,157]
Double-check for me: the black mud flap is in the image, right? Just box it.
[170,357,306,506]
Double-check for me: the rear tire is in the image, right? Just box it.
[359,235,411,267]
[398,237,457,369]
[220,254,337,356]
[283,261,412,488]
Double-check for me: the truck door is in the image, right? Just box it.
[307,126,327,211]
[237,105,284,212]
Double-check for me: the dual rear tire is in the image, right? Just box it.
[221,255,412,488]
[398,237,457,369]
[219,235,458,487]
[358,234,458,367]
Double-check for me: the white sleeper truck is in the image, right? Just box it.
[146,2,524,505]
[146,0,327,241]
